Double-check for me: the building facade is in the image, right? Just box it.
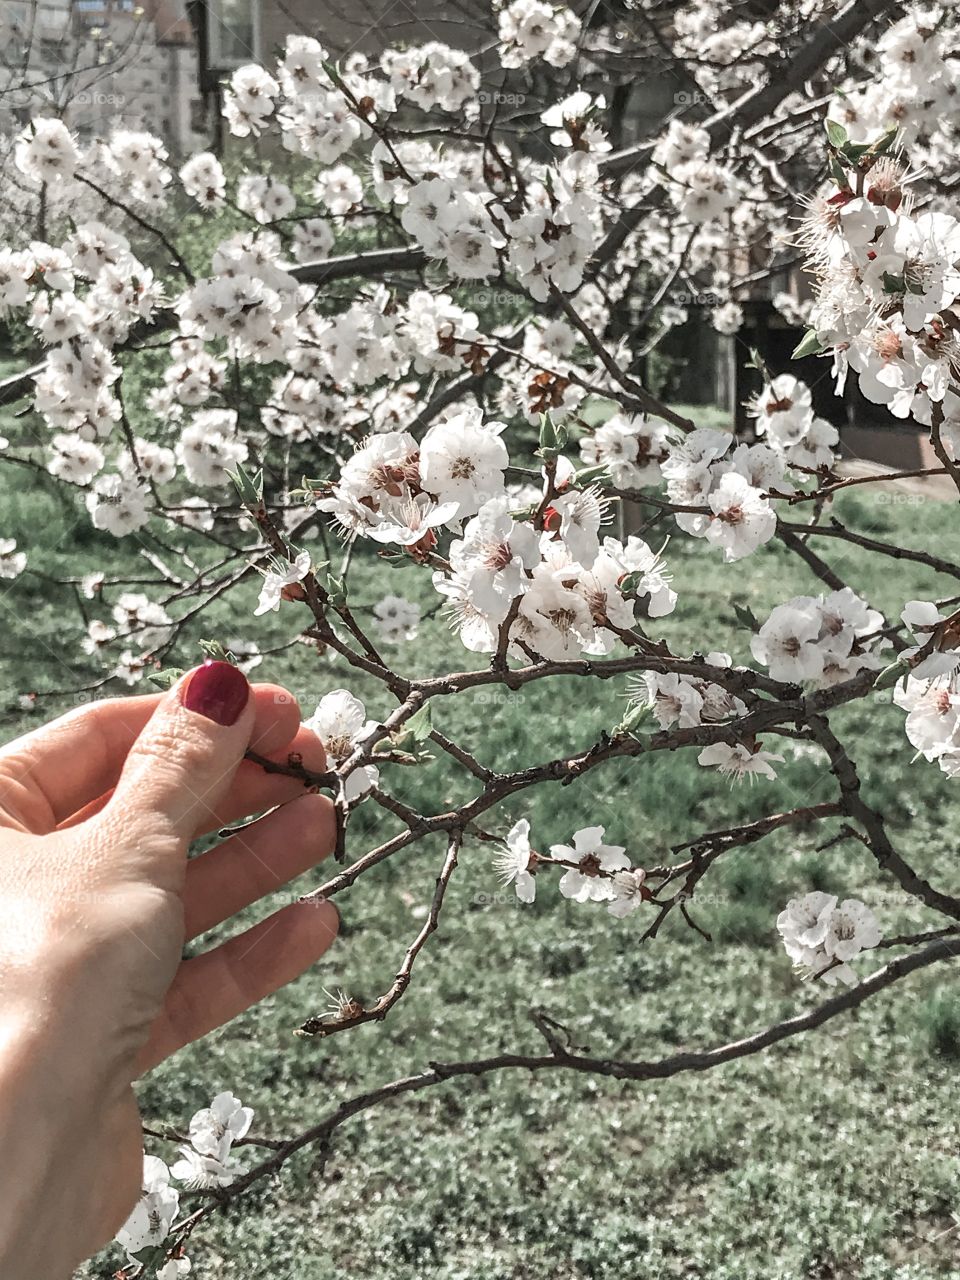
[0,0,206,154]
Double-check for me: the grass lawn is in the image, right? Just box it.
[1,442,959,1279]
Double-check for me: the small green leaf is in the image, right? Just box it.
[405,702,433,743]
[873,658,912,691]
[792,328,825,360]
[841,140,874,163]
[616,702,651,735]
[732,601,760,632]
[539,413,558,451]
[869,124,899,157]
[129,1243,173,1271]
[227,462,264,506]
[376,550,413,568]
[573,464,611,487]
[199,639,233,663]
[745,347,775,383]
[149,667,185,689]
[825,119,848,148]
[828,155,850,190]
[618,570,644,597]
[325,573,347,608]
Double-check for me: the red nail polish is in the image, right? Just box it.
[182,660,249,725]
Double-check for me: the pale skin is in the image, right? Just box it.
[0,668,339,1280]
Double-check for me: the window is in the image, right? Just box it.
[189,96,206,132]
[205,0,260,71]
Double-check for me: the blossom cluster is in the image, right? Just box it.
[496,0,581,69]
[751,589,886,686]
[893,601,960,779]
[777,892,882,986]
[578,411,673,489]
[748,373,839,471]
[115,1092,253,1274]
[801,11,960,439]
[626,653,783,783]
[495,820,648,918]
[661,429,782,562]
[0,0,834,559]
[315,411,678,660]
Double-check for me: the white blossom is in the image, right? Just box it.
[494,818,537,902]
[778,892,881,985]
[304,689,379,800]
[115,1155,179,1258]
[552,826,629,902]
[0,539,26,579]
[254,550,311,616]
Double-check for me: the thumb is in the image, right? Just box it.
[100,661,254,861]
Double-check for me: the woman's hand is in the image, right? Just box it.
[0,662,339,1280]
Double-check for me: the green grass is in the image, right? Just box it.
[3,464,960,1279]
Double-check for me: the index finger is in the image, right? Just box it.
[0,684,306,832]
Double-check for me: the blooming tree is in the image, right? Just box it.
[2,0,960,1271]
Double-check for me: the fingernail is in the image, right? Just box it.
[182,660,249,726]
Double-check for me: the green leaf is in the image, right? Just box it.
[745,347,772,379]
[227,462,264,506]
[732,602,760,632]
[792,328,825,360]
[149,667,185,689]
[825,119,848,148]
[405,702,433,742]
[616,702,651,735]
[828,155,850,190]
[539,413,558,450]
[873,658,912,691]
[841,141,874,163]
[869,124,899,157]
[376,549,413,568]
[199,638,233,663]
[572,464,611,488]
[129,1243,173,1272]
[881,271,906,295]
[324,573,347,608]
